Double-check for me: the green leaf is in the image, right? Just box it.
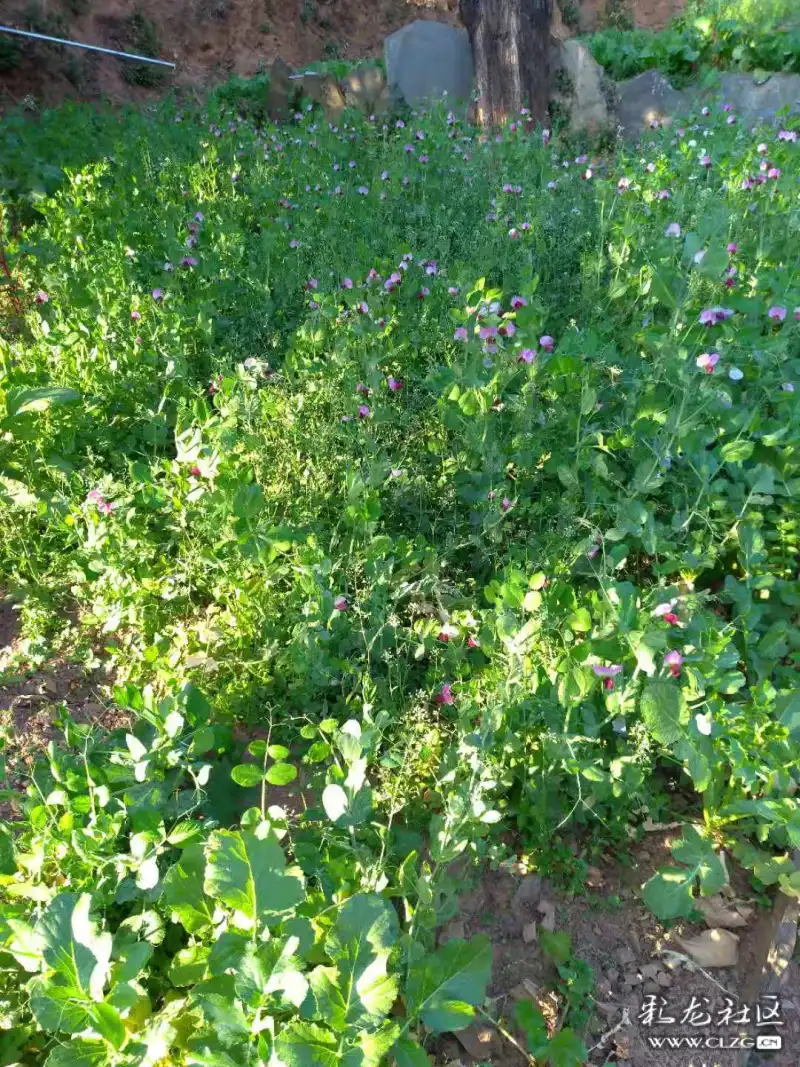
[675,738,711,792]
[514,999,548,1054]
[89,1003,126,1050]
[566,608,591,633]
[6,385,80,417]
[231,763,263,787]
[266,762,298,786]
[276,1020,339,1067]
[192,976,249,1047]
[268,744,290,759]
[671,825,727,896]
[169,944,210,986]
[720,439,754,463]
[642,867,695,920]
[204,824,305,929]
[406,936,492,1033]
[640,681,688,746]
[235,938,309,1009]
[541,1027,589,1067]
[539,929,571,967]
[391,1038,432,1066]
[163,844,216,935]
[45,1039,109,1067]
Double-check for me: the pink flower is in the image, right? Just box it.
[664,650,683,677]
[517,348,536,364]
[501,497,512,512]
[539,335,554,352]
[35,289,49,304]
[86,488,104,505]
[617,177,631,192]
[699,307,734,326]
[727,242,738,254]
[425,261,438,276]
[498,321,516,337]
[387,376,403,392]
[180,256,198,268]
[342,277,354,290]
[795,307,800,320]
[152,288,163,301]
[435,683,454,706]
[479,325,497,341]
[334,595,348,611]
[98,500,116,516]
[593,664,622,678]
[700,154,711,168]
[454,327,468,342]
[356,383,370,396]
[357,404,371,419]
[190,465,202,477]
[657,189,671,200]
[696,352,720,373]
[508,228,520,239]
[131,310,141,321]
[511,296,527,310]
[417,287,430,299]
[448,286,459,297]
[768,305,787,322]
[777,129,798,142]
[665,222,681,237]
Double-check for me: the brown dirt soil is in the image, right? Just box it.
[434,834,799,1067]
[0,596,129,819]
[0,0,686,110]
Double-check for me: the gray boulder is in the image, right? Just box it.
[615,69,691,137]
[553,39,609,132]
[384,20,474,106]
[716,72,800,124]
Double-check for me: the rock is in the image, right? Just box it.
[673,929,740,968]
[696,894,753,930]
[615,69,691,137]
[616,945,636,967]
[643,980,660,994]
[552,39,609,132]
[522,921,538,943]
[715,72,800,124]
[538,899,556,933]
[440,920,466,943]
[512,874,542,914]
[295,72,346,116]
[268,56,293,122]
[341,65,389,115]
[606,968,619,984]
[656,970,673,988]
[624,971,642,986]
[596,1000,618,1019]
[455,1023,499,1060]
[384,20,474,106]
[640,963,660,980]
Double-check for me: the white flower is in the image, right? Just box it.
[728,367,744,381]
[695,713,712,736]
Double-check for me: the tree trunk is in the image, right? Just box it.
[460,0,553,127]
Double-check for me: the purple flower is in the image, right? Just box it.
[768,167,781,179]
[86,488,104,505]
[417,287,430,299]
[454,327,468,342]
[665,222,681,237]
[592,664,622,678]
[357,185,369,195]
[782,382,795,393]
[425,261,437,276]
[387,376,403,392]
[35,290,49,304]
[768,305,787,323]
[357,404,371,419]
[435,683,454,706]
[510,296,527,310]
[131,310,141,322]
[778,129,798,142]
[448,286,459,297]
[517,348,536,364]
[699,307,734,326]
[152,288,164,301]
[696,352,720,373]
[727,242,738,254]
[164,262,174,272]
[334,595,348,611]
[479,325,497,341]
[657,189,671,200]
[342,277,354,290]
[180,256,198,269]
[501,496,512,512]
[664,650,683,677]
[539,335,554,353]
[700,154,711,168]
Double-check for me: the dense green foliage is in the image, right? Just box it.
[589,5,800,82]
[1,84,799,1065]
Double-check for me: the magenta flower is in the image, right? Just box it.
[696,352,720,373]
[498,321,516,337]
[768,168,781,179]
[387,376,403,392]
[467,635,479,649]
[35,290,49,304]
[539,335,554,353]
[700,154,711,168]
[152,288,163,301]
[356,301,369,314]
[190,465,202,477]
[454,327,468,342]
[511,295,527,310]
[357,404,371,419]
[517,348,536,364]
[664,650,683,677]
[501,496,512,512]
[769,306,787,322]
[180,256,198,268]
[131,310,141,321]
[479,325,497,341]
[342,277,353,290]
[435,683,454,706]
[727,242,738,254]
[86,488,104,505]
[593,664,622,679]
[334,595,348,611]
[665,222,681,237]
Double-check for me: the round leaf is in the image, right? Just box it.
[265,762,297,786]
[231,764,264,787]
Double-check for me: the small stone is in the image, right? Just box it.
[606,967,619,984]
[455,1023,498,1060]
[538,899,556,933]
[624,971,642,986]
[522,921,538,943]
[617,945,636,967]
[596,1001,618,1020]
[656,971,673,988]
[512,874,542,913]
[640,963,660,980]
[643,980,659,994]
[440,920,465,943]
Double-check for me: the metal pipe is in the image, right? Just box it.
[0,24,176,67]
